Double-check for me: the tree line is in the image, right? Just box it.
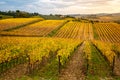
[0,10,40,18]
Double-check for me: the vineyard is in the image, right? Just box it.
[0,18,120,80]
[0,20,66,36]
[0,18,44,31]
[93,23,120,43]
[54,21,94,40]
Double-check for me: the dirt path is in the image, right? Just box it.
[59,43,86,80]
[0,63,27,80]
[114,57,120,76]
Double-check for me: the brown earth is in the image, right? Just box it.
[0,63,27,80]
[114,57,120,76]
[59,43,86,80]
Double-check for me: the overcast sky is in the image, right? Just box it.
[0,0,120,14]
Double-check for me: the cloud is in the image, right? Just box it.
[0,0,120,14]
[0,1,6,5]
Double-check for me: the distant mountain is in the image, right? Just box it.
[68,13,120,17]
[110,13,120,16]
[67,13,120,22]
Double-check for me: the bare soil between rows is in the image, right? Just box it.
[59,43,86,80]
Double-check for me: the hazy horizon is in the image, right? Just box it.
[0,0,120,15]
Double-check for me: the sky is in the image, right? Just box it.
[0,0,120,15]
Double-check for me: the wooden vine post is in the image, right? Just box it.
[86,55,89,76]
[58,55,61,74]
[112,56,115,75]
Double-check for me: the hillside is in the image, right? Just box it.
[0,18,120,80]
[70,13,120,22]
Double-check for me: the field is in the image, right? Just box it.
[0,18,120,80]
[93,23,120,43]
[0,18,44,31]
[0,20,66,36]
[54,21,94,40]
